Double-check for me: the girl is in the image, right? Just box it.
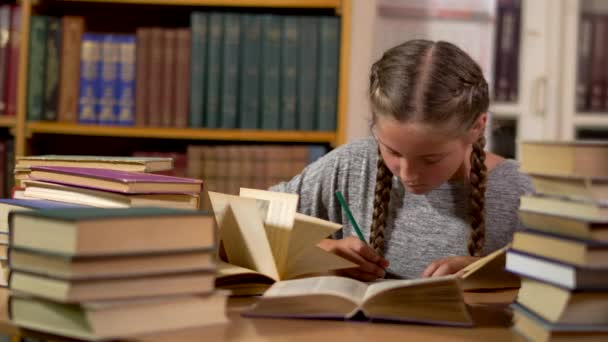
[271,40,533,281]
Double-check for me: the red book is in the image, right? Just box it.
[3,5,20,116]
[29,166,203,194]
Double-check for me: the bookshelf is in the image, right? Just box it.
[11,0,351,156]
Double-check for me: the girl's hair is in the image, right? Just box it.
[368,40,489,257]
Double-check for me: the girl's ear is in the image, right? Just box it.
[466,113,487,144]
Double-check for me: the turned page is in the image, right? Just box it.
[264,276,369,305]
[240,188,298,276]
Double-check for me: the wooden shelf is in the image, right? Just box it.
[489,103,521,117]
[26,122,337,143]
[573,114,608,126]
[0,117,16,128]
[58,0,342,10]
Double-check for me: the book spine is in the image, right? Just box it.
[78,33,101,124]
[602,15,608,112]
[577,13,593,112]
[96,34,118,125]
[58,16,85,122]
[590,15,605,112]
[189,12,207,128]
[280,16,298,130]
[496,1,514,102]
[317,17,340,131]
[174,28,190,128]
[220,14,240,129]
[147,27,164,127]
[135,28,150,126]
[205,13,223,128]
[238,14,261,129]
[26,15,48,122]
[0,5,10,115]
[43,16,61,121]
[4,5,21,116]
[296,16,318,131]
[260,15,281,130]
[115,35,136,126]
[161,29,176,127]
[507,0,521,102]
[4,138,13,196]
[0,140,5,198]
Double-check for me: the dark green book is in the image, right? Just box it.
[189,12,207,128]
[280,16,298,130]
[220,14,240,129]
[205,12,223,128]
[296,16,318,131]
[317,17,340,131]
[238,14,261,129]
[260,15,281,130]
[9,207,216,256]
[27,15,48,121]
[43,16,61,121]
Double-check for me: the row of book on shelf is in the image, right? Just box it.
[507,141,608,341]
[0,4,20,118]
[27,11,340,131]
[577,12,608,113]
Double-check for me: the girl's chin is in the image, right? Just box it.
[404,184,429,194]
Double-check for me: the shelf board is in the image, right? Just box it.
[573,114,608,126]
[489,103,521,117]
[0,116,16,128]
[26,122,337,143]
[58,0,342,9]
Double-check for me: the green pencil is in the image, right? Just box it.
[335,190,366,242]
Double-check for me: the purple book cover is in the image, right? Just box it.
[29,166,202,190]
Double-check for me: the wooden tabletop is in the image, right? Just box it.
[0,288,523,342]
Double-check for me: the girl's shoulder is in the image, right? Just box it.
[487,156,534,194]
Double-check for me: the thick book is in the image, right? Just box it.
[260,15,281,130]
[9,270,215,302]
[512,230,608,268]
[244,275,471,326]
[9,207,215,256]
[519,209,608,242]
[0,5,10,114]
[29,166,202,194]
[512,302,608,342]
[520,141,608,178]
[43,16,61,121]
[135,28,151,126]
[529,173,608,203]
[0,198,87,234]
[26,15,48,121]
[9,247,215,280]
[238,14,261,129]
[114,34,136,126]
[520,194,608,221]
[9,292,227,340]
[3,5,20,116]
[506,249,608,290]
[161,29,176,127]
[58,16,85,122]
[78,33,102,124]
[96,34,118,125]
[209,189,355,295]
[189,12,207,128]
[220,14,240,129]
[15,155,174,173]
[517,277,608,325]
[21,179,200,209]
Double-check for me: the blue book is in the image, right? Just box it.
[190,12,208,128]
[317,17,340,131]
[296,16,319,131]
[78,33,101,125]
[97,34,118,125]
[280,16,298,130]
[238,14,261,129]
[260,15,281,130]
[220,14,241,129]
[114,35,136,126]
[205,12,223,128]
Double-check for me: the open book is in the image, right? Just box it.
[459,245,521,290]
[209,189,356,295]
[243,275,472,326]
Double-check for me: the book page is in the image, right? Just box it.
[239,188,298,276]
[287,213,342,261]
[460,244,520,290]
[363,275,459,302]
[283,245,357,279]
[264,276,368,304]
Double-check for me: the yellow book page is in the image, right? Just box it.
[264,276,368,305]
[239,188,298,276]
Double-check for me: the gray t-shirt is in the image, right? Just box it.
[270,137,534,279]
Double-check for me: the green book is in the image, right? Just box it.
[260,15,281,130]
[317,17,340,131]
[296,16,319,131]
[238,14,261,129]
[43,16,61,121]
[220,13,240,129]
[280,16,298,130]
[189,12,207,128]
[9,207,215,256]
[205,12,223,128]
[26,15,48,121]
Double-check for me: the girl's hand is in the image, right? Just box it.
[421,256,480,278]
[318,236,389,282]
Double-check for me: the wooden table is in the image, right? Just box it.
[0,289,523,342]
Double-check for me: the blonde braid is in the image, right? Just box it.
[468,136,487,256]
[370,150,393,256]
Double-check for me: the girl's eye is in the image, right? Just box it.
[422,157,443,165]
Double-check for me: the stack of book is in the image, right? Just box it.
[8,207,226,340]
[507,141,608,341]
[13,155,203,210]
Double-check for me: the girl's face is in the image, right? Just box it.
[374,116,484,195]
